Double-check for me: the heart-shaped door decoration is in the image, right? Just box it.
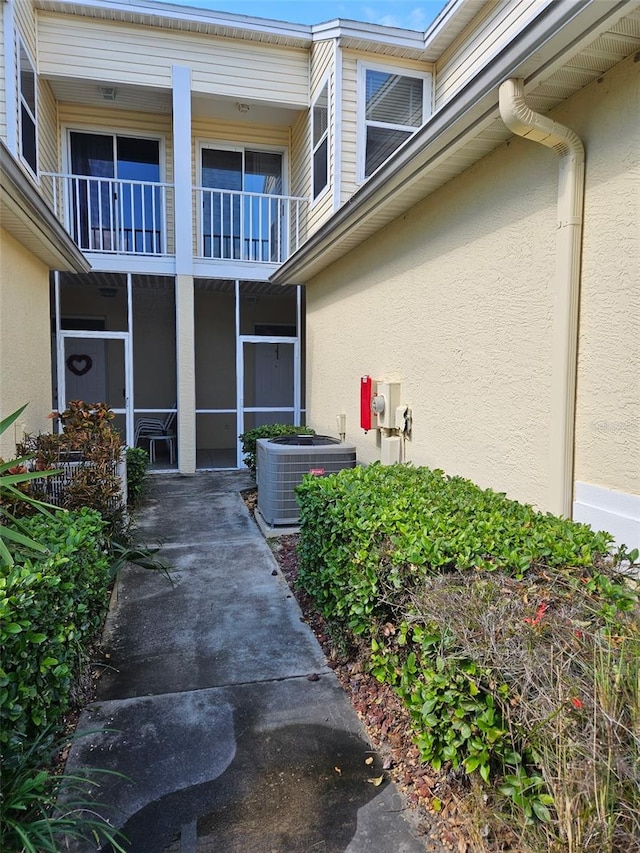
[66,354,93,377]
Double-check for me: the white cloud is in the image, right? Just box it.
[362,4,429,30]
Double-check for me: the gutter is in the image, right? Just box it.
[499,79,584,519]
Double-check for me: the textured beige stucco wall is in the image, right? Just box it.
[566,55,639,495]
[0,229,53,458]
[305,55,638,512]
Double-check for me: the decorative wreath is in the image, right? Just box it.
[66,354,93,377]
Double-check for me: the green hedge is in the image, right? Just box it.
[239,423,315,475]
[0,508,111,754]
[295,464,639,828]
[296,463,613,637]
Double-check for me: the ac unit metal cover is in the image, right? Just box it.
[256,435,356,526]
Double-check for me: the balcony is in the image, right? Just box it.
[42,173,308,266]
[194,186,306,264]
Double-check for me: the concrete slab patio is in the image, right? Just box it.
[65,472,434,852]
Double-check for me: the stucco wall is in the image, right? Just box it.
[305,54,638,516]
[565,55,639,496]
[0,228,53,458]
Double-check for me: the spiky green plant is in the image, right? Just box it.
[0,405,62,566]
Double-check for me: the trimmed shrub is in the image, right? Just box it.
[0,508,110,753]
[126,446,149,507]
[239,423,315,475]
[296,463,613,637]
[295,464,639,842]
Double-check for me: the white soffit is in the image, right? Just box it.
[0,144,90,272]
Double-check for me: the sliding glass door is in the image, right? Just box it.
[69,132,162,253]
[201,147,284,261]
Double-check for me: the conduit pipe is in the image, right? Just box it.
[499,78,585,519]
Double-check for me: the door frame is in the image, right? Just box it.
[237,335,300,467]
[56,330,133,444]
[62,127,166,252]
[53,271,135,447]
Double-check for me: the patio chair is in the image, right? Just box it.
[135,410,176,464]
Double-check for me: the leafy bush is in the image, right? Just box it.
[125,446,149,507]
[295,464,639,843]
[239,423,315,475]
[296,463,613,637]
[0,508,110,753]
[17,401,125,532]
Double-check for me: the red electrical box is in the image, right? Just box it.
[360,375,375,432]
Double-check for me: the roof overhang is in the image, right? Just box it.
[272,0,639,286]
[0,142,91,273]
[34,0,484,57]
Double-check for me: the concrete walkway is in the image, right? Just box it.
[65,472,430,852]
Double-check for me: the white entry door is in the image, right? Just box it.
[64,337,107,403]
[59,333,132,444]
[237,336,300,464]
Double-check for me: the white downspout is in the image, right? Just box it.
[499,78,585,519]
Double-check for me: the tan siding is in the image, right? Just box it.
[340,52,359,202]
[38,79,57,206]
[290,110,309,199]
[192,120,289,153]
[435,0,545,108]
[14,0,37,63]
[310,39,332,93]
[290,109,309,244]
[308,40,335,234]
[568,55,639,496]
[38,14,309,108]
[0,3,6,139]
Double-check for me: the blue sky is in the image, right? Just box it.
[161,0,449,29]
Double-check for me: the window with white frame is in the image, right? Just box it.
[360,64,430,180]
[312,82,329,200]
[18,39,37,174]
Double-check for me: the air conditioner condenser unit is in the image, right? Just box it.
[256,435,356,526]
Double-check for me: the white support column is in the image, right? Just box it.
[172,65,196,472]
[3,0,17,155]
[235,280,243,467]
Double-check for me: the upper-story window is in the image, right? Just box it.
[359,63,431,180]
[312,82,329,200]
[18,40,37,175]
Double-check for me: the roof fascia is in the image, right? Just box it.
[0,143,90,273]
[37,0,476,56]
[311,19,425,48]
[36,0,314,44]
[272,0,634,285]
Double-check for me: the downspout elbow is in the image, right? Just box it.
[498,79,585,519]
[499,79,584,163]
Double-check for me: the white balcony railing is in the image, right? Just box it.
[194,186,307,264]
[41,174,308,264]
[42,173,172,255]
